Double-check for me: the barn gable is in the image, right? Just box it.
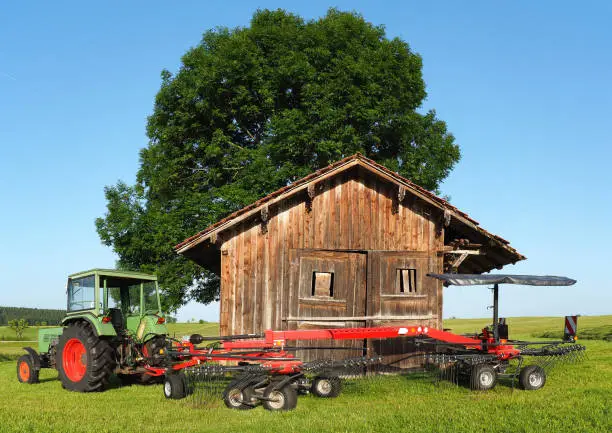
[176,154,524,275]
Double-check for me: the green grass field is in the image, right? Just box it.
[0,317,610,433]
[0,326,43,342]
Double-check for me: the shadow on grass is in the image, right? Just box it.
[37,376,58,384]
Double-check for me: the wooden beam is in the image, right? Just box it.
[260,205,269,234]
[443,209,451,227]
[283,314,435,321]
[444,249,483,255]
[451,252,469,272]
[397,186,406,203]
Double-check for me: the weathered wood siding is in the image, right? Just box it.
[219,167,444,360]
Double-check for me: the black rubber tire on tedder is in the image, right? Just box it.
[311,375,342,398]
[163,372,190,399]
[222,375,267,410]
[17,355,39,384]
[262,382,298,411]
[57,322,115,392]
[470,364,497,391]
[519,365,546,390]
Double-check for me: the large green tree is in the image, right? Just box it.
[96,9,460,312]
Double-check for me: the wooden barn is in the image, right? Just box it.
[175,154,524,365]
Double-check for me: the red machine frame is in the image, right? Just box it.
[145,323,522,377]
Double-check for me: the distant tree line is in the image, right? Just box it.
[0,307,65,326]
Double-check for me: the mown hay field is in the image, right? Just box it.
[0,317,610,433]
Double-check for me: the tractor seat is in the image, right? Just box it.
[108,308,125,333]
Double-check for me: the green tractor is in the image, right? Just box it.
[16,269,169,391]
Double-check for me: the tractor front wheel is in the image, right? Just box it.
[57,322,115,392]
[519,365,546,390]
[17,355,39,384]
[470,364,497,391]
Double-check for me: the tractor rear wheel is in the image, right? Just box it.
[311,375,342,398]
[470,364,497,391]
[17,355,39,384]
[262,382,298,411]
[57,322,115,392]
[519,365,546,390]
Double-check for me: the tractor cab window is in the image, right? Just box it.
[103,279,159,315]
[142,282,159,313]
[67,276,96,311]
[127,284,141,314]
[125,282,158,314]
[108,287,121,310]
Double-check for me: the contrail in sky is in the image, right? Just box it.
[0,72,17,81]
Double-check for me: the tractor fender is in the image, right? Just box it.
[62,315,117,338]
[22,347,41,370]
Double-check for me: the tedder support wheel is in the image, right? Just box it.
[519,365,546,390]
[262,382,298,411]
[17,355,39,384]
[311,375,342,398]
[470,364,497,391]
[163,372,190,399]
[57,322,115,392]
[223,375,266,410]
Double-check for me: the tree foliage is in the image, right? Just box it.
[96,9,460,312]
[8,319,29,340]
[0,307,65,326]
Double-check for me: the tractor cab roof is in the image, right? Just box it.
[427,273,576,286]
[68,268,157,282]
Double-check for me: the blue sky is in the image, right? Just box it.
[0,1,610,322]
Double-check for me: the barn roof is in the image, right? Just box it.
[175,153,525,273]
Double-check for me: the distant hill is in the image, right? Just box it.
[0,306,65,326]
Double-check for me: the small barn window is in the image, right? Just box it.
[312,272,334,297]
[397,269,417,293]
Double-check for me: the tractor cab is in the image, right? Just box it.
[65,269,167,342]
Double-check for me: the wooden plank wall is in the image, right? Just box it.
[219,167,444,336]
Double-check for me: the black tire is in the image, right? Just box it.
[57,322,115,392]
[519,365,546,390]
[262,382,298,411]
[470,364,497,391]
[311,375,342,398]
[223,384,258,410]
[163,372,188,399]
[223,375,266,410]
[17,355,39,384]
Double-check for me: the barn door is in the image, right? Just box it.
[367,251,440,369]
[287,249,367,362]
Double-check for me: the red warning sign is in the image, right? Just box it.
[564,315,577,336]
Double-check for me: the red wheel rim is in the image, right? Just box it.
[63,338,87,382]
[18,361,30,382]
